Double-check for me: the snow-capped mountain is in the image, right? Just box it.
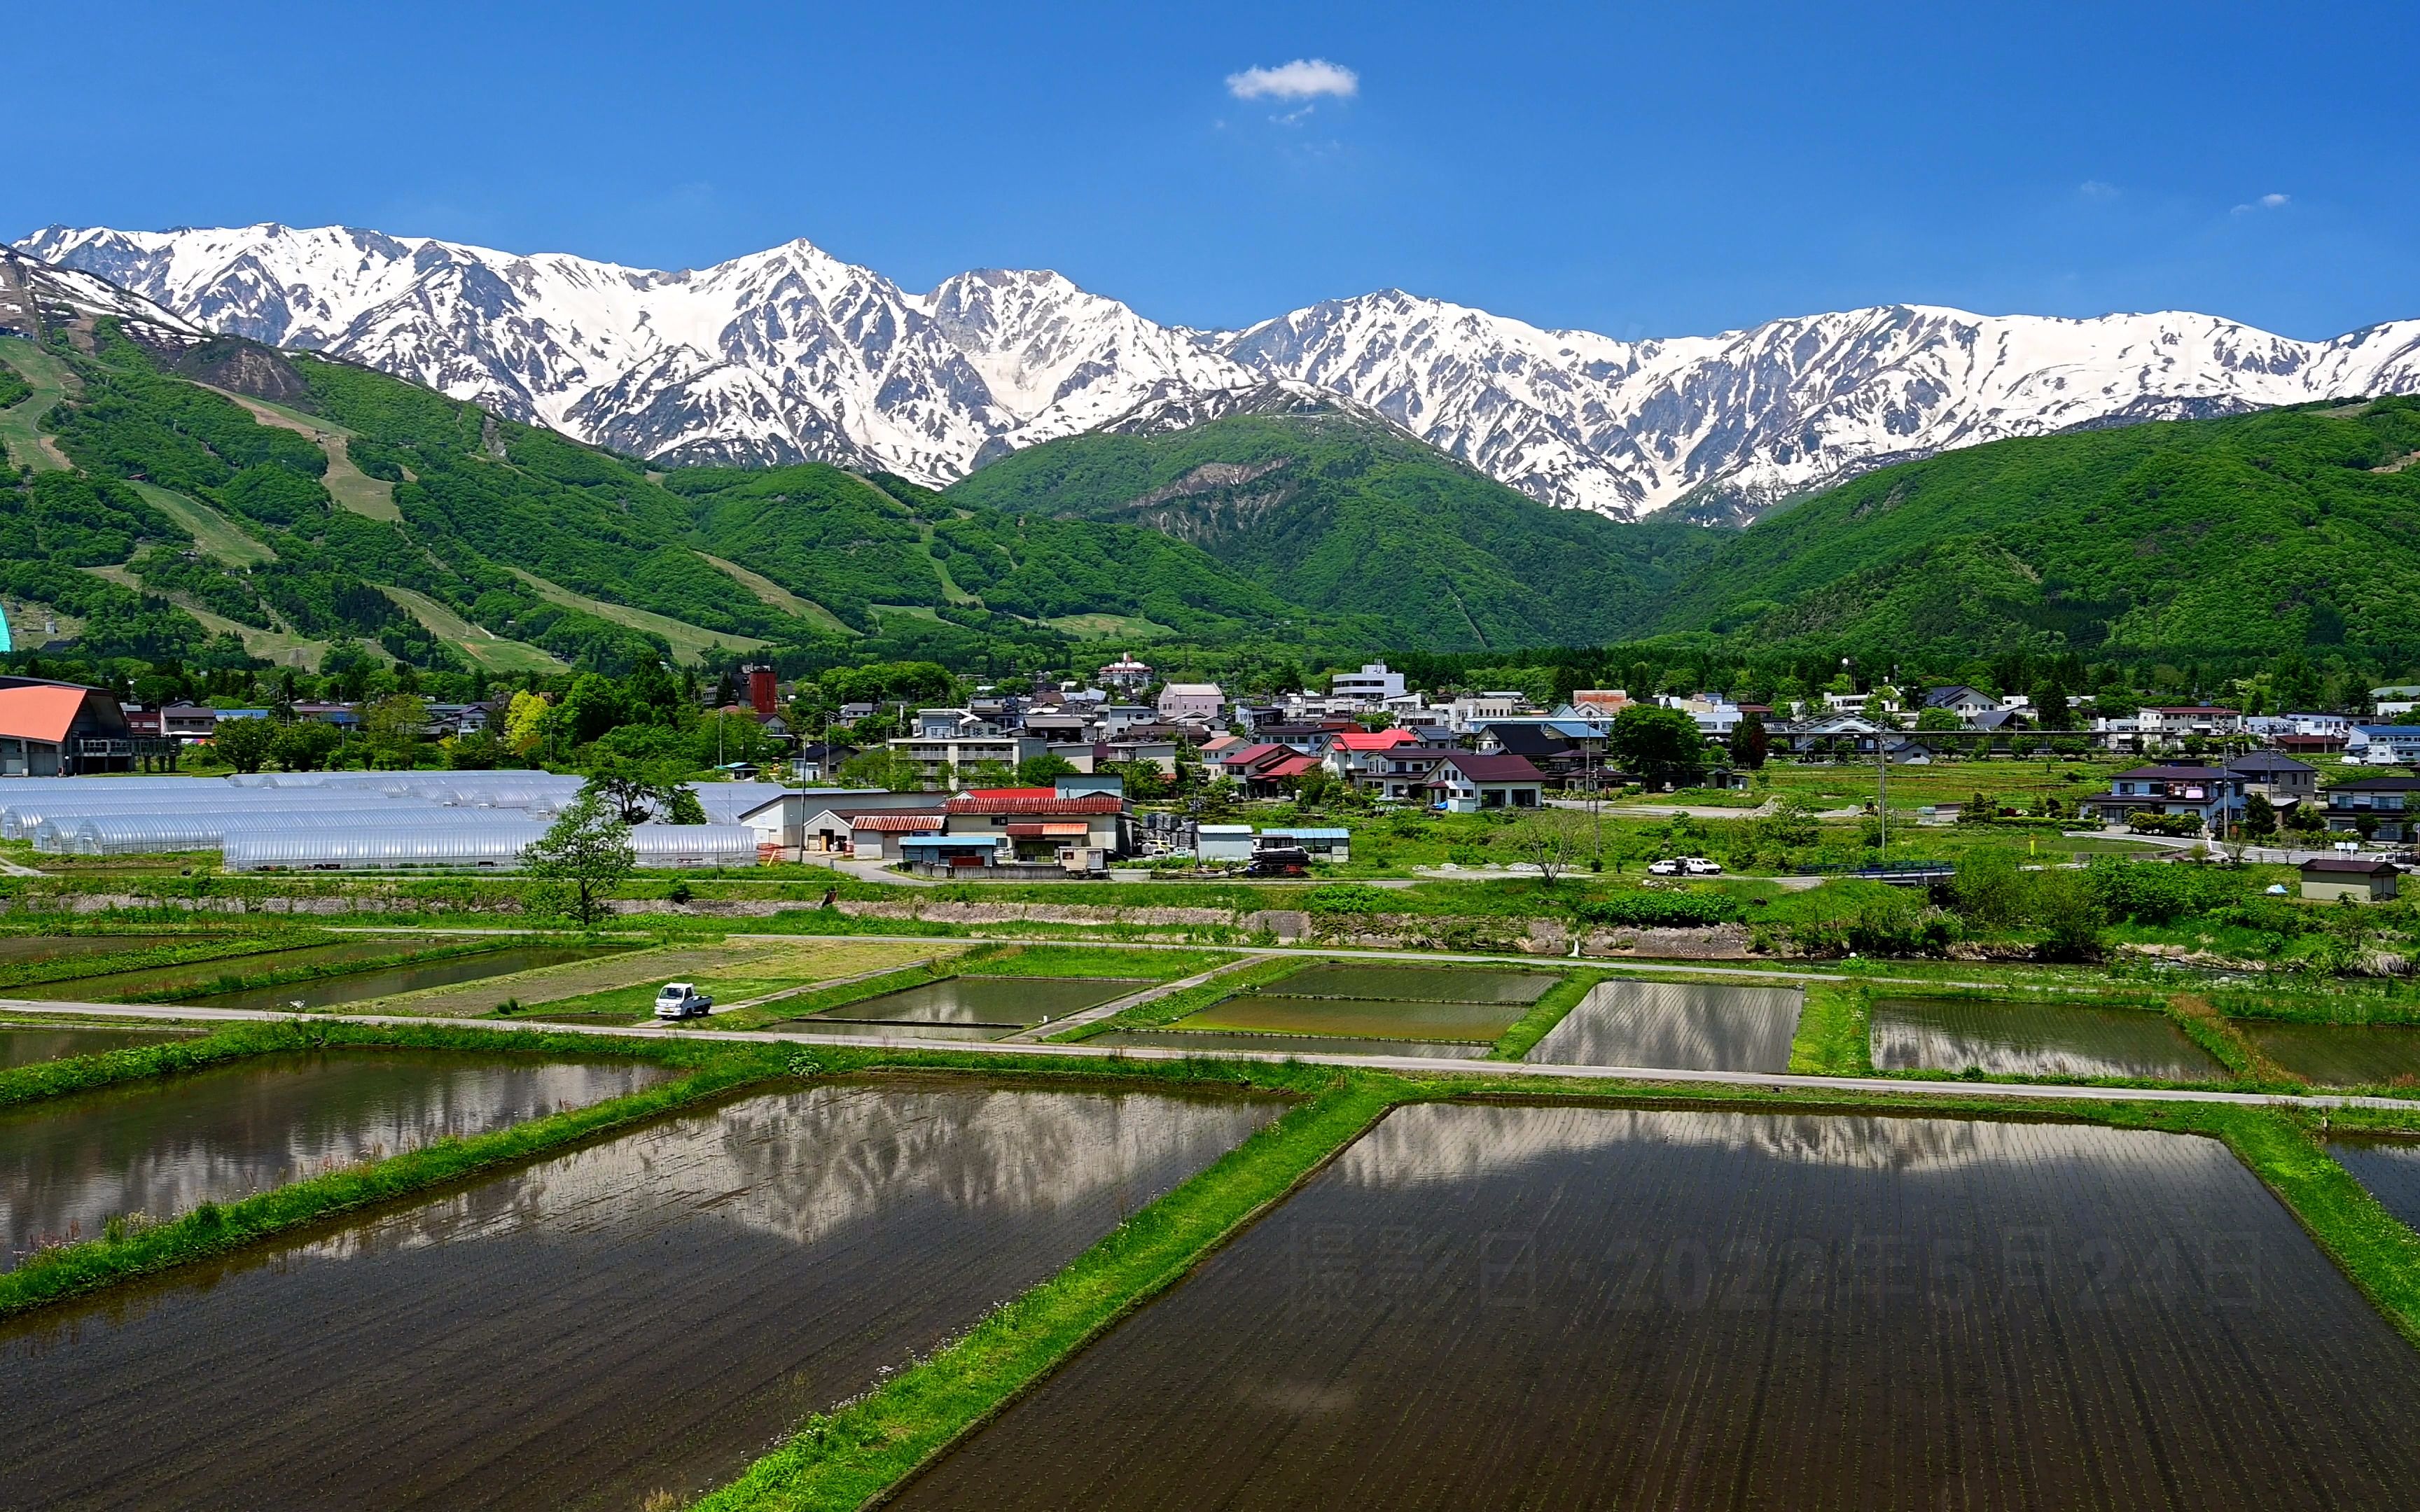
[20,222,2420,519]
[0,244,197,344]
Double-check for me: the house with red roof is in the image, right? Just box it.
[943,786,1129,859]
[0,680,139,776]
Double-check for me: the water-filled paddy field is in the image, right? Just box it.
[1,1049,669,1268]
[0,1020,202,1070]
[804,974,1145,1036]
[1176,965,1557,1043]
[1870,995,2222,1080]
[1526,979,1802,1071]
[2243,1021,2420,1086]
[182,944,615,1012]
[0,1077,1284,1511]
[896,1102,2420,1508]
[1085,1028,1491,1059]
[2326,1135,2420,1230]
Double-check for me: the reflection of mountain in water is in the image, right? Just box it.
[307,1082,1281,1261]
[1347,1105,2163,1185]
[1,1055,660,1266]
[1527,981,1803,1073]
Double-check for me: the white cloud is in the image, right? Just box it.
[2078,180,2119,201]
[2232,192,2290,214]
[1225,58,1359,102]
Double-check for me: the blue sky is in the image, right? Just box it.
[13,1,2416,340]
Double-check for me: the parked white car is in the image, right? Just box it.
[1682,858,1725,876]
[1647,858,1685,876]
[653,982,714,1020]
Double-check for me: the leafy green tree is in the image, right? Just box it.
[2242,792,2277,839]
[270,719,342,771]
[211,716,277,774]
[2034,680,2073,730]
[1016,753,1080,785]
[522,792,634,925]
[1608,704,1705,788]
[581,756,677,824]
[445,730,503,769]
[837,748,926,792]
[361,693,429,769]
[559,673,625,745]
[1915,706,1963,732]
[662,785,711,825]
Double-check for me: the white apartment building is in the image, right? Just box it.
[1330,662,1408,706]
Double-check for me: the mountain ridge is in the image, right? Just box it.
[25,221,2420,522]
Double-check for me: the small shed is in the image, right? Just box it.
[1258,826,1351,862]
[1196,824,1256,863]
[2300,857,2400,904]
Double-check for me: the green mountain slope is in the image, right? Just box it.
[1653,397,2420,661]
[0,323,1349,673]
[940,408,1721,651]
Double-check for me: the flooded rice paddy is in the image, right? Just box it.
[1176,993,1527,1042]
[2325,1135,2420,1231]
[1261,962,1557,1004]
[1870,995,2223,1081]
[1526,979,1803,1071]
[0,1021,202,1070]
[896,1102,2420,1509]
[2241,1021,2420,1086]
[1083,1029,1491,1060]
[806,974,1144,1035]
[0,1049,668,1268]
[0,1077,1284,1511]
[15,939,503,1003]
[183,945,615,1012]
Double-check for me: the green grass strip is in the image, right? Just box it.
[1487,968,1604,1060]
[693,1072,1398,1512]
[1787,982,1870,1074]
[2204,1106,2420,1351]
[0,930,332,993]
[0,1025,779,1318]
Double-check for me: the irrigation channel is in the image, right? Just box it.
[1,1049,669,1268]
[894,1102,2420,1509]
[0,1077,1283,1511]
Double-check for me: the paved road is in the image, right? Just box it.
[17,996,2420,1115]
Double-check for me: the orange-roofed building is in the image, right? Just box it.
[0,680,139,776]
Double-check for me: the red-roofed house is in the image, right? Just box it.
[1427,752,1547,812]
[0,681,139,776]
[944,789,1127,857]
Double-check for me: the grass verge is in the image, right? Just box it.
[1487,969,1606,1060]
[0,929,332,994]
[0,1021,774,1318]
[692,1069,1392,1512]
[1787,983,1870,1074]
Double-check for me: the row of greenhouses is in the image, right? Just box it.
[221,823,760,871]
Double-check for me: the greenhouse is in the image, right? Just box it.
[630,825,761,868]
[223,822,554,872]
[38,806,476,856]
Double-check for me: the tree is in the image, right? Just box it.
[211,715,276,774]
[522,792,633,925]
[1727,711,1769,770]
[361,694,429,769]
[503,690,553,757]
[1508,806,1588,883]
[1608,704,1704,788]
[270,719,341,772]
[837,748,926,792]
[1915,706,1964,732]
[662,785,710,825]
[1017,752,1080,785]
[2035,680,2073,731]
[559,673,625,746]
[2242,792,2277,839]
[582,757,674,824]
[445,729,503,769]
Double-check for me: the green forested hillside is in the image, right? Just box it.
[1653,397,2420,662]
[941,409,1721,650]
[0,324,1345,676]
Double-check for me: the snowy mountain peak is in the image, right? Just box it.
[18,222,2420,518]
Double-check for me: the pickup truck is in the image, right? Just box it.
[653,982,714,1021]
